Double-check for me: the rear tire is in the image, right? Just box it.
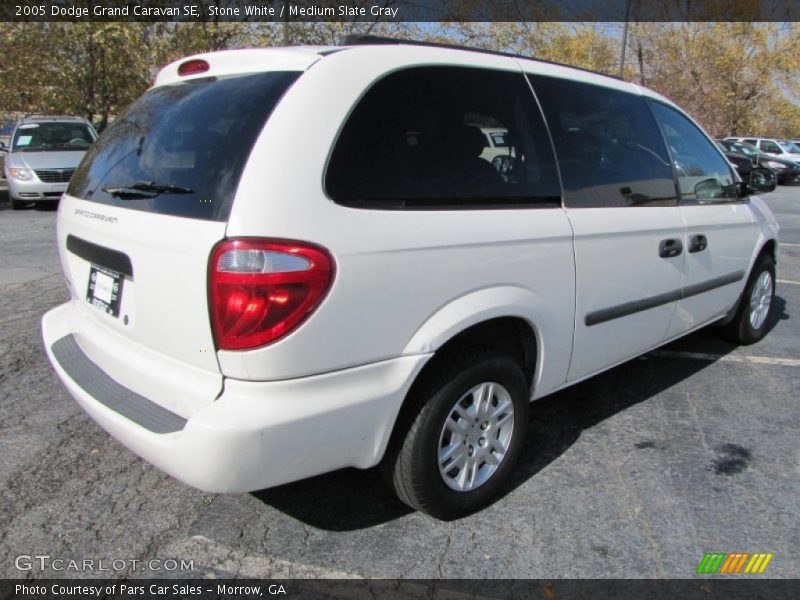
[383,347,529,519]
[719,253,775,344]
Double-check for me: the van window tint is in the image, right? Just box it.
[68,71,300,222]
[529,75,677,208]
[649,102,736,202]
[325,67,561,209]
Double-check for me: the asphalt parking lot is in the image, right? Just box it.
[0,185,797,580]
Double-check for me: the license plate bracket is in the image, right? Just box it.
[86,265,124,317]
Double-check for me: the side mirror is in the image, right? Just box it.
[0,141,7,152]
[735,167,777,198]
[694,178,724,199]
[746,166,777,194]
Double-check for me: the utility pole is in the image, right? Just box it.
[619,0,631,78]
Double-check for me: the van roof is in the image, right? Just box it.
[154,39,672,106]
[341,34,625,82]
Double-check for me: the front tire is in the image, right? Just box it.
[383,347,529,519]
[10,197,25,210]
[719,253,775,344]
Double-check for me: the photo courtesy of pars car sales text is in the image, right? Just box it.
[15,584,286,596]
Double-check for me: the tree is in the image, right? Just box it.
[1,22,163,128]
[2,19,798,138]
[625,22,800,137]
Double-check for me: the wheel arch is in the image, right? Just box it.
[761,238,777,264]
[401,285,551,391]
[376,288,546,463]
[718,235,778,326]
[373,286,573,466]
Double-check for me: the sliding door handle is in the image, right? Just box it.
[659,238,683,258]
[689,234,708,253]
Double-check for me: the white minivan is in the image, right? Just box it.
[42,37,779,519]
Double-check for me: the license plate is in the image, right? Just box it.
[86,265,124,317]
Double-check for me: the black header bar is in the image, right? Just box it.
[3,579,800,600]
[4,0,800,23]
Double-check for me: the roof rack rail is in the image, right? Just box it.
[340,34,622,82]
[21,114,87,121]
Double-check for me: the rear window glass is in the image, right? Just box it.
[68,71,300,222]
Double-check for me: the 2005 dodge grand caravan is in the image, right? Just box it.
[42,37,780,519]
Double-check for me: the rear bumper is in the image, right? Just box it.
[42,302,429,493]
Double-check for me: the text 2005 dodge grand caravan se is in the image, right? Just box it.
[42,37,780,519]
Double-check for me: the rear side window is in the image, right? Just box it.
[649,102,736,202]
[325,67,561,209]
[68,71,300,222]
[760,140,782,154]
[529,75,677,208]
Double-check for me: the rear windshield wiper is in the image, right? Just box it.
[101,181,194,199]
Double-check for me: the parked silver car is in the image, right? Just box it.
[4,116,97,210]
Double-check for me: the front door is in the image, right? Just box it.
[528,74,685,382]
[649,102,760,337]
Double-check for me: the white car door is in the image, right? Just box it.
[529,74,685,381]
[649,102,760,336]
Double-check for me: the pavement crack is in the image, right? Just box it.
[437,528,455,577]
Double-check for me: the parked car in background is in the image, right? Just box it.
[479,127,517,179]
[0,140,6,179]
[780,140,800,154]
[718,139,800,184]
[716,140,759,181]
[726,136,800,161]
[4,115,97,210]
[0,119,12,179]
[0,118,14,147]
[42,40,779,519]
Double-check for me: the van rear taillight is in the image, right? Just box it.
[209,239,334,350]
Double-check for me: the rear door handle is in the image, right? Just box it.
[689,234,708,253]
[659,238,683,258]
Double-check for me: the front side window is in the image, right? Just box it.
[325,67,561,209]
[12,122,96,152]
[529,75,676,208]
[649,102,737,203]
